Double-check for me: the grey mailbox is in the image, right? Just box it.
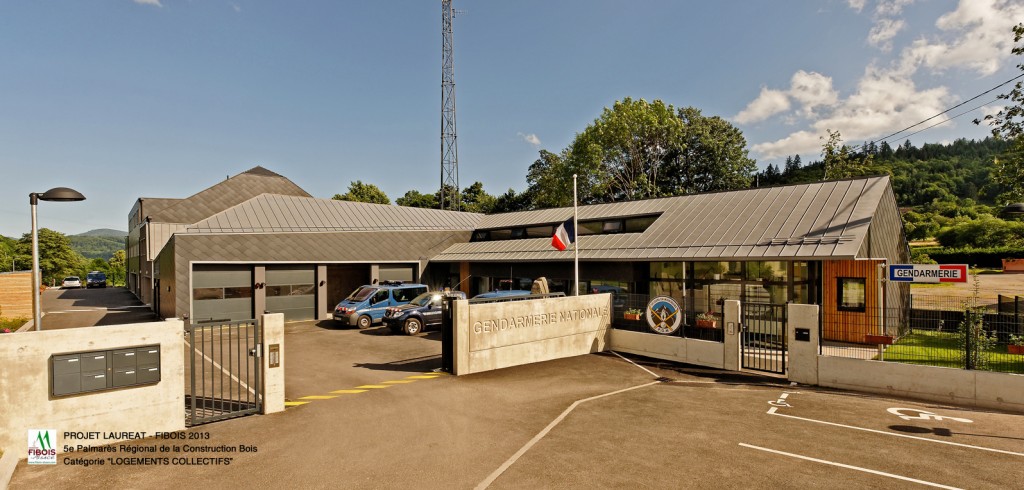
[51,345,161,397]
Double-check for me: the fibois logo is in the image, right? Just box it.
[28,429,57,465]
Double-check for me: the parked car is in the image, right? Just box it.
[332,281,429,329]
[61,276,81,289]
[383,290,467,335]
[86,271,107,288]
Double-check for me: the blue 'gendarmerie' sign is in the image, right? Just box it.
[888,264,968,283]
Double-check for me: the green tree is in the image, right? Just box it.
[0,236,15,272]
[460,182,496,214]
[395,190,438,209]
[936,215,1024,248]
[13,228,85,285]
[491,188,533,213]
[661,106,755,194]
[977,23,1024,140]
[567,97,685,201]
[822,129,875,180]
[975,23,1024,203]
[107,249,126,287]
[525,149,584,208]
[332,180,390,205]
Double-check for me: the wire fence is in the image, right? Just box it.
[821,297,1024,374]
[610,293,724,343]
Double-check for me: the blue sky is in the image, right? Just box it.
[1,0,1021,237]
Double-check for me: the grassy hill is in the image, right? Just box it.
[70,229,126,260]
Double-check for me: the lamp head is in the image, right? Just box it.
[38,187,86,202]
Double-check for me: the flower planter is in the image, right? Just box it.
[696,319,718,329]
[1009,344,1024,355]
[624,313,642,321]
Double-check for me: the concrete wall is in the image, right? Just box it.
[817,356,1024,414]
[0,320,185,458]
[453,294,611,375]
[0,271,32,319]
[787,303,1024,414]
[607,300,741,371]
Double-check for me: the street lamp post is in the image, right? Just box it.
[31,187,86,331]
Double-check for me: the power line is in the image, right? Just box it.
[868,72,1024,146]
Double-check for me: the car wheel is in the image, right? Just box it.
[404,318,422,335]
[357,315,372,329]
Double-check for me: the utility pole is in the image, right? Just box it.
[440,0,460,211]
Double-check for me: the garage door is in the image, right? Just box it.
[193,265,253,323]
[266,265,316,321]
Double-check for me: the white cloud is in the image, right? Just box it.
[874,0,915,17]
[733,71,836,124]
[847,0,867,13]
[231,3,241,12]
[745,0,1020,159]
[752,65,955,159]
[979,105,1005,119]
[789,70,839,117]
[133,0,163,6]
[902,0,1024,76]
[733,87,791,124]
[868,18,905,51]
[518,132,541,146]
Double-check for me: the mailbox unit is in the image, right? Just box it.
[51,344,161,397]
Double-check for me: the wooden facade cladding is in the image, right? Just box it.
[822,259,886,343]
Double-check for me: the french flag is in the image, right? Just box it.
[551,217,575,251]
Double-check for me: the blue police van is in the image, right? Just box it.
[332,281,428,329]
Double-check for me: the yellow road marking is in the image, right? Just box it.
[356,385,391,389]
[285,401,309,407]
[299,395,338,400]
[407,375,440,379]
[331,389,369,394]
[381,380,416,384]
[424,371,449,375]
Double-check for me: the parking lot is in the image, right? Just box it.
[10,319,1024,489]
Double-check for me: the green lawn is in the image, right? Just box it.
[881,330,1024,374]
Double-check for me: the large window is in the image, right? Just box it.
[471,214,662,242]
[837,277,866,311]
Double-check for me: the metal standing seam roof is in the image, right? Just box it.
[148,166,312,224]
[432,176,892,262]
[185,194,484,233]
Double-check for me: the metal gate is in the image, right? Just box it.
[741,303,787,374]
[185,319,262,426]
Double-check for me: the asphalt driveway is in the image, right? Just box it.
[9,320,1024,489]
[38,287,158,329]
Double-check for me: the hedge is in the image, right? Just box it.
[924,247,1024,268]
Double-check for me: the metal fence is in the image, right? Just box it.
[611,293,724,342]
[821,299,1024,374]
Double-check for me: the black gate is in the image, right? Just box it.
[186,319,262,426]
[741,303,787,374]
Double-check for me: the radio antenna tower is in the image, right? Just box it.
[440,0,460,211]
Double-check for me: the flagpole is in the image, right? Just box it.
[573,174,579,296]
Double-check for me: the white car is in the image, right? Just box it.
[61,276,82,289]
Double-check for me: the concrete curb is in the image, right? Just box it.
[15,313,42,333]
[0,449,19,490]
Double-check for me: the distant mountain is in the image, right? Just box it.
[69,232,125,260]
[75,229,127,237]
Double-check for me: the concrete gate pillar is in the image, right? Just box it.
[723,300,741,371]
[787,304,820,385]
[261,313,285,414]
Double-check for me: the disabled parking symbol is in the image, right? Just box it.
[887,407,973,424]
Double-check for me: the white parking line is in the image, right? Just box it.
[738,443,963,490]
[475,381,660,490]
[608,350,660,378]
[767,409,1024,457]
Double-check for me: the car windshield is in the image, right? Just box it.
[408,293,439,307]
[88,273,105,279]
[346,286,376,302]
[64,277,79,282]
